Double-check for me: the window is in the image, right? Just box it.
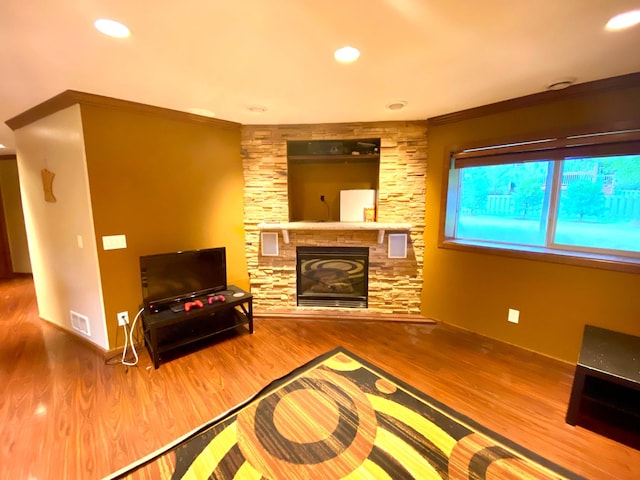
[443,129,640,270]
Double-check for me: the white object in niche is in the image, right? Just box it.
[340,189,376,221]
[388,233,407,259]
[261,232,279,256]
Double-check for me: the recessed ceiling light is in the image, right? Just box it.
[248,105,267,113]
[386,101,407,111]
[0,144,5,149]
[334,46,360,63]
[94,18,131,38]
[606,10,640,31]
[546,78,576,91]
[188,108,216,118]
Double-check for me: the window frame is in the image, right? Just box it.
[439,129,640,274]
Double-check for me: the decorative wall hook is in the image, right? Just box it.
[41,168,56,203]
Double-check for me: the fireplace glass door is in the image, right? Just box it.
[296,246,369,308]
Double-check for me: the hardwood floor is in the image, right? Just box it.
[1,276,638,479]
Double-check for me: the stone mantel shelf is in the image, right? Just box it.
[258,221,412,244]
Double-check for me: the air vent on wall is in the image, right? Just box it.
[70,311,91,336]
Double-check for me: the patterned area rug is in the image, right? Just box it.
[107,347,584,479]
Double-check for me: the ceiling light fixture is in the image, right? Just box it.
[0,144,5,149]
[94,18,131,38]
[546,78,576,91]
[606,10,640,31]
[386,100,407,111]
[334,46,360,63]
[248,105,267,113]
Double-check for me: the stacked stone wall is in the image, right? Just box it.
[241,121,427,314]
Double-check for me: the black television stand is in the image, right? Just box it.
[141,285,253,369]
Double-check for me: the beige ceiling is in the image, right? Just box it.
[2,0,640,155]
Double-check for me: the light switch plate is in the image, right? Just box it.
[102,234,127,250]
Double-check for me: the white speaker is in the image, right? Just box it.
[261,232,279,256]
[388,233,407,259]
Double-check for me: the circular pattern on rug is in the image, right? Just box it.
[375,378,397,395]
[273,389,340,443]
[448,433,554,480]
[236,368,377,478]
[324,352,362,371]
[254,378,358,464]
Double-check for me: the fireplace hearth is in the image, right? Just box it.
[296,246,369,308]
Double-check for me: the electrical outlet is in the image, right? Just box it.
[117,311,129,326]
[508,308,520,324]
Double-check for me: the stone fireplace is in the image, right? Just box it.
[241,121,427,315]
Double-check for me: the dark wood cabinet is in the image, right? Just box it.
[566,325,640,448]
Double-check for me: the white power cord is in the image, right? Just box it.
[121,307,144,366]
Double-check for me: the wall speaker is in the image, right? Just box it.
[261,232,279,256]
[388,233,407,259]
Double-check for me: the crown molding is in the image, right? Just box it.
[428,72,640,127]
[5,90,240,131]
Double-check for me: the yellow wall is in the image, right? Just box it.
[0,158,31,273]
[80,105,248,348]
[422,84,640,362]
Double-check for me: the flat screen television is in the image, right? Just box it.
[140,247,227,313]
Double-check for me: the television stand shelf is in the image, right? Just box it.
[141,285,253,369]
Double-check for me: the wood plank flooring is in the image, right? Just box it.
[1,276,638,479]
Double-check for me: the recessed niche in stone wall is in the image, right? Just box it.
[287,139,380,222]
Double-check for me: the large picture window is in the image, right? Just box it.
[443,130,640,270]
